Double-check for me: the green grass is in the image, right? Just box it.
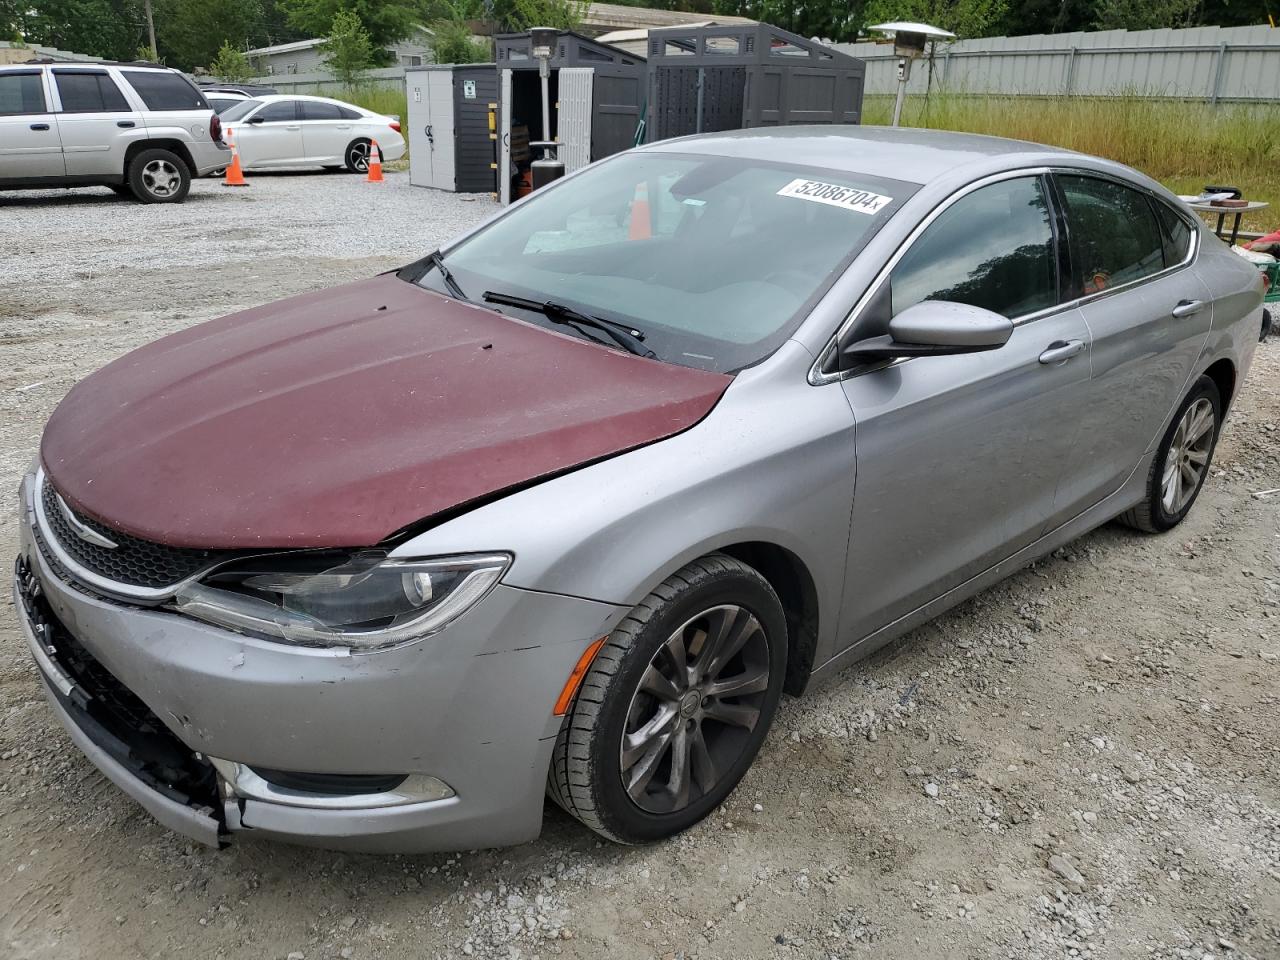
[863,94,1280,234]
[339,85,410,125]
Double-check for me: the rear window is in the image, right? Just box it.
[301,100,343,120]
[1154,199,1194,266]
[0,72,46,114]
[54,70,130,113]
[120,69,208,111]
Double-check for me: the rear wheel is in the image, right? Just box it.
[1119,375,1221,533]
[126,148,191,203]
[344,139,372,173]
[548,554,787,844]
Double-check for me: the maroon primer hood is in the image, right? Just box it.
[41,275,731,549]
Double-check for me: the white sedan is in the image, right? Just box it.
[220,94,406,173]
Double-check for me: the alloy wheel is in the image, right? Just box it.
[142,159,181,198]
[1161,397,1215,514]
[349,142,370,172]
[620,604,771,814]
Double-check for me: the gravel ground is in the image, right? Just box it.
[1,172,1278,960]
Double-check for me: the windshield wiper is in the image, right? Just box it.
[427,250,470,302]
[482,291,655,358]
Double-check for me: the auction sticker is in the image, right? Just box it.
[776,178,893,215]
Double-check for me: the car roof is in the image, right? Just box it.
[2,59,177,71]
[641,125,1085,187]
[254,93,365,108]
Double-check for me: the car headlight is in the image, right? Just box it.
[173,551,510,651]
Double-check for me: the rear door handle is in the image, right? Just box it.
[1171,299,1204,318]
[116,120,135,128]
[286,125,301,131]
[29,123,50,131]
[1039,339,1085,364]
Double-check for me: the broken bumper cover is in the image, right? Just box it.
[15,474,626,853]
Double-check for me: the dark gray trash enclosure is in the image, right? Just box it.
[406,64,498,193]
[644,24,865,142]
[493,30,647,203]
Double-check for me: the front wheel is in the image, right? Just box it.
[1119,375,1222,532]
[548,554,787,844]
[126,148,191,203]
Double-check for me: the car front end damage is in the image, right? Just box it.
[15,468,627,852]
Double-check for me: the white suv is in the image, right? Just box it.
[0,60,231,203]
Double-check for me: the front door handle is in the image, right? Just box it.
[116,120,135,128]
[1039,339,1085,364]
[1171,299,1204,318]
[286,125,301,131]
[29,123,50,131]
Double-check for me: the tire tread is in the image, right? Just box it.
[547,554,779,843]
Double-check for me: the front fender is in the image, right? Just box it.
[392,341,857,665]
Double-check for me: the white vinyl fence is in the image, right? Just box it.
[834,24,1280,103]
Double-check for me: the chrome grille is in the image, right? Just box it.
[38,475,232,591]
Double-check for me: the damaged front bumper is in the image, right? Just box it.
[15,472,626,852]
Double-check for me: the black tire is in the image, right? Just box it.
[1119,375,1222,533]
[548,554,787,844]
[344,139,372,173]
[126,148,191,203]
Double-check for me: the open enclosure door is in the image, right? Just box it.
[499,68,512,205]
[557,67,594,174]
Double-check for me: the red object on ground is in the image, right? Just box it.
[1246,227,1280,251]
[41,275,731,549]
[222,127,248,187]
[366,139,384,182]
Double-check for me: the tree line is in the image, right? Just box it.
[2,0,1273,76]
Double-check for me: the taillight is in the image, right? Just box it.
[389,120,401,133]
[210,114,223,143]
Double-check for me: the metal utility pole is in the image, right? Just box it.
[868,22,956,128]
[143,0,157,57]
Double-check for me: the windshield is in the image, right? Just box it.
[221,99,262,122]
[424,151,913,372]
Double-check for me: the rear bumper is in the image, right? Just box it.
[189,139,232,176]
[15,472,626,852]
[379,138,406,163]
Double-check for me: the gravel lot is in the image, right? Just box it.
[2,172,1278,960]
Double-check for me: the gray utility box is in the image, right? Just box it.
[645,24,865,142]
[406,64,498,193]
[494,31,646,205]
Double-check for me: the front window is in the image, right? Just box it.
[890,176,1059,320]
[424,152,911,372]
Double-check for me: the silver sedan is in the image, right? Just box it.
[16,127,1265,852]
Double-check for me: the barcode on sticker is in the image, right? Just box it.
[776,178,893,215]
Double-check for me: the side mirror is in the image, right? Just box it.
[842,301,1014,363]
[247,115,265,124]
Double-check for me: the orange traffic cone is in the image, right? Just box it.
[628,182,651,240]
[365,139,384,183]
[222,127,248,187]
